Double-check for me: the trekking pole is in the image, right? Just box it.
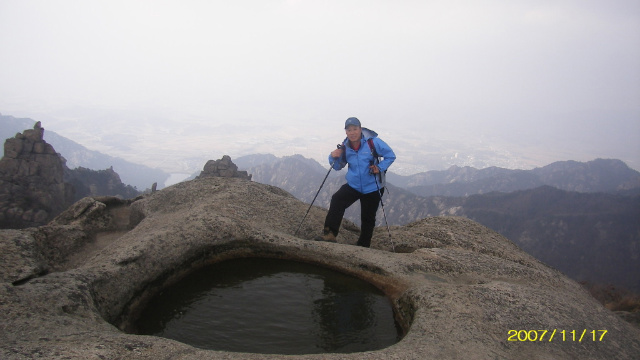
[371,162,395,252]
[294,145,342,236]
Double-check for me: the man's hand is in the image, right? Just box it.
[369,164,380,174]
[331,147,343,158]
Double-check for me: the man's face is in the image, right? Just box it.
[345,125,362,142]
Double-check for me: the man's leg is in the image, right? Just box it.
[356,188,383,247]
[323,184,360,237]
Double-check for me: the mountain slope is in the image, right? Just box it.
[3,177,639,359]
[459,186,640,292]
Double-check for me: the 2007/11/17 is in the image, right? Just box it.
[507,329,608,342]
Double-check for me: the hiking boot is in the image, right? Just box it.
[314,227,337,243]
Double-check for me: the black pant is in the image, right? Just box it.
[324,184,383,247]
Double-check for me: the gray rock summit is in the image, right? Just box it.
[0,122,74,228]
[198,155,251,180]
[0,123,143,229]
[1,177,639,359]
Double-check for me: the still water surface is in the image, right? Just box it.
[135,258,402,354]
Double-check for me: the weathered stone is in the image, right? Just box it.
[0,122,74,228]
[20,210,34,222]
[1,123,138,229]
[33,142,45,154]
[33,210,48,223]
[44,143,56,155]
[3,138,22,158]
[6,207,23,219]
[0,160,15,174]
[0,177,638,359]
[21,139,34,153]
[197,155,252,180]
[237,170,250,178]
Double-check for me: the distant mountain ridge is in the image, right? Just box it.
[240,154,640,217]
[388,158,640,197]
[240,154,640,292]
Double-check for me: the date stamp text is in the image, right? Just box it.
[508,329,608,342]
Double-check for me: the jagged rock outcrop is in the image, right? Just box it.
[0,123,142,229]
[1,177,639,359]
[0,122,74,228]
[197,155,251,180]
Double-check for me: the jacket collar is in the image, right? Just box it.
[342,127,378,147]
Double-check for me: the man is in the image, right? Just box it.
[315,117,396,247]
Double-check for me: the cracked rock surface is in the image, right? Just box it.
[1,177,639,359]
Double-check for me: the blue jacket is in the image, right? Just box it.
[328,128,396,194]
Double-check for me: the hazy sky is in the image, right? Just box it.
[1,0,639,173]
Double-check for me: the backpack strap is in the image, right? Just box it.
[344,138,381,165]
[368,137,388,187]
[367,138,379,160]
[340,140,348,164]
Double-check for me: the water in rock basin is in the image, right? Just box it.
[135,258,403,354]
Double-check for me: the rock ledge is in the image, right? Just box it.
[1,177,639,359]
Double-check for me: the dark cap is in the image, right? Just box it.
[344,117,361,128]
